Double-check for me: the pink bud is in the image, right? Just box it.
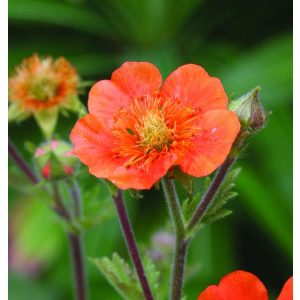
[35,147,45,157]
[42,163,51,179]
[51,140,59,150]
[63,165,74,175]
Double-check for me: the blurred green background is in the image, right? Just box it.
[8,0,292,299]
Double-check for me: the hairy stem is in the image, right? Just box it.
[67,178,83,218]
[8,140,88,300]
[161,176,188,300]
[66,179,88,300]
[52,182,71,220]
[187,157,237,232]
[112,191,154,300]
[68,233,87,300]
[8,139,38,184]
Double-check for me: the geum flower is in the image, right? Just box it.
[9,54,84,138]
[197,270,293,300]
[70,62,240,190]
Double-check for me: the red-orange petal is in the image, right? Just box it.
[70,114,177,190]
[198,271,268,300]
[109,152,177,190]
[197,286,220,300]
[179,110,240,177]
[160,64,228,112]
[88,80,131,129]
[70,114,120,177]
[111,62,162,98]
[277,277,293,300]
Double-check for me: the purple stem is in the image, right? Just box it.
[113,191,154,300]
[66,179,88,300]
[8,139,87,300]
[187,157,237,232]
[8,139,38,184]
[68,233,87,300]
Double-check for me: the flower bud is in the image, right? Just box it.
[34,140,77,180]
[229,86,266,131]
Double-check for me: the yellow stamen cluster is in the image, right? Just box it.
[111,95,202,170]
[29,77,58,101]
[137,110,173,153]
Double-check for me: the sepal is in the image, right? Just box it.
[34,108,59,140]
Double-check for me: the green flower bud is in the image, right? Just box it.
[229,86,266,131]
[34,140,77,180]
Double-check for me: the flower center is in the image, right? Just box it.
[30,77,58,101]
[111,95,202,169]
[137,110,173,153]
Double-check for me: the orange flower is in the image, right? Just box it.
[9,54,79,112]
[70,62,240,190]
[198,270,293,300]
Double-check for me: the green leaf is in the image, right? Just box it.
[201,168,241,225]
[143,255,160,297]
[173,166,194,198]
[182,177,211,222]
[201,209,233,225]
[182,192,200,223]
[34,108,58,140]
[8,102,30,123]
[91,253,143,300]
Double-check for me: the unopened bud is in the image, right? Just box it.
[34,140,77,180]
[229,86,266,131]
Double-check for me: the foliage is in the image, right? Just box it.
[8,0,292,299]
[91,253,144,300]
[201,168,241,225]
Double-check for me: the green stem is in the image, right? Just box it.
[51,181,71,221]
[161,176,188,300]
[67,178,83,218]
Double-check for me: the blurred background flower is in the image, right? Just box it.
[9,54,85,138]
[8,0,292,299]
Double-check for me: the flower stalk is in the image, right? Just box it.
[66,179,88,300]
[8,139,38,184]
[187,156,237,232]
[161,176,189,300]
[48,181,88,300]
[161,155,240,300]
[68,233,87,300]
[9,140,87,300]
[112,190,154,300]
